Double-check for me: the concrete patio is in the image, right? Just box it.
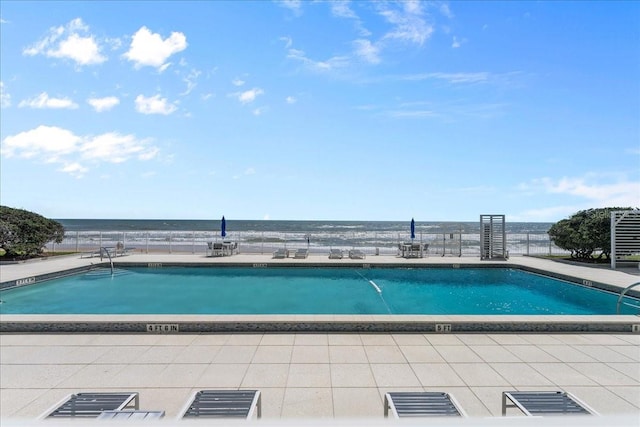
[1,254,639,423]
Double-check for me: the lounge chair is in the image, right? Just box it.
[349,249,366,259]
[40,392,139,419]
[329,248,343,259]
[294,248,309,259]
[97,410,165,420]
[502,391,598,416]
[273,248,288,259]
[179,390,261,419]
[384,392,466,418]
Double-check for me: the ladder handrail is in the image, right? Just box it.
[100,247,114,275]
[616,282,640,314]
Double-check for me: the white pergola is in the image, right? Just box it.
[480,214,507,260]
[611,210,640,269]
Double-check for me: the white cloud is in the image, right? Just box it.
[331,1,370,37]
[402,72,490,84]
[58,162,88,179]
[180,69,201,95]
[81,132,157,163]
[252,107,267,116]
[135,94,178,115]
[286,96,297,104]
[234,88,264,104]
[233,167,257,180]
[232,78,245,87]
[521,175,640,210]
[377,1,434,45]
[452,36,463,48]
[353,39,381,64]
[279,36,293,49]
[0,81,10,108]
[1,125,80,159]
[1,125,160,177]
[440,3,454,19]
[23,18,106,66]
[124,26,187,70]
[19,92,78,109]
[278,0,302,15]
[331,1,357,19]
[87,96,119,112]
[287,48,349,72]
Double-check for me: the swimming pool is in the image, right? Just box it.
[1,266,636,315]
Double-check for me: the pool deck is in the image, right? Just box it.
[1,254,639,423]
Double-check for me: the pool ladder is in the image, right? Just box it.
[100,247,114,275]
[616,282,640,314]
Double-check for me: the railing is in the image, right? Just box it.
[45,230,571,257]
[617,282,640,315]
[100,247,114,275]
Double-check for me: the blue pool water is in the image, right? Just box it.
[0,267,635,315]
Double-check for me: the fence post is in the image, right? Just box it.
[145,232,149,254]
[192,231,195,254]
[75,231,79,253]
[169,232,172,254]
[526,233,530,256]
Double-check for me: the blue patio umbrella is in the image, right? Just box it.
[410,218,415,240]
[221,216,226,238]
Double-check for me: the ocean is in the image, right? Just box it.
[56,219,552,234]
[52,219,559,256]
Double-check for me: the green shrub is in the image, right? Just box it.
[548,207,633,260]
[0,206,65,259]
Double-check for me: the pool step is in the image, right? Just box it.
[83,268,131,279]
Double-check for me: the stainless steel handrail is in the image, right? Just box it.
[616,282,640,315]
[100,247,114,275]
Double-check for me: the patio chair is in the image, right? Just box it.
[502,391,598,416]
[273,248,288,259]
[294,248,309,259]
[329,248,343,259]
[384,392,466,418]
[40,392,139,419]
[179,390,261,419]
[97,410,165,420]
[212,242,224,257]
[349,249,366,259]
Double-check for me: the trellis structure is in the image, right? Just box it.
[480,214,507,260]
[611,210,640,269]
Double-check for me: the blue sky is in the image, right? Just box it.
[1,1,638,222]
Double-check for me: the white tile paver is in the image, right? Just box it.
[330,364,376,387]
[287,364,331,387]
[1,333,639,421]
[281,388,333,418]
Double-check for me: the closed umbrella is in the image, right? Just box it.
[410,218,415,240]
[221,216,226,238]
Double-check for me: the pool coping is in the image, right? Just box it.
[1,258,639,334]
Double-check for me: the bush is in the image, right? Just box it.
[548,207,634,260]
[0,206,65,259]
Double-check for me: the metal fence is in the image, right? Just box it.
[45,230,570,257]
